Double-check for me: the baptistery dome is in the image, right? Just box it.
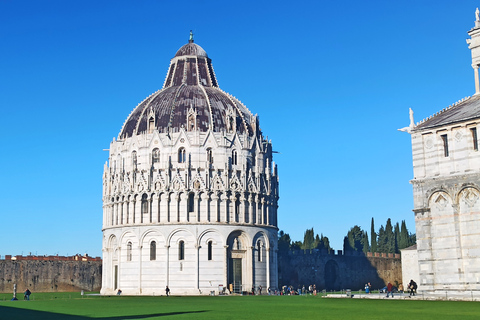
[119,39,254,139]
[101,35,279,296]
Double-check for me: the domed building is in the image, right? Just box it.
[101,34,279,295]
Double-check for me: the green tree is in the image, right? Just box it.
[385,218,395,253]
[316,234,332,253]
[291,241,302,250]
[347,225,364,252]
[394,222,400,253]
[370,217,377,253]
[362,231,369,254]
[377,225,386,253]
[302,228,315,250]
[343,236,353,252]
[278,230,291,253]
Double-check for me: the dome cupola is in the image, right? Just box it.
[119,32,256,139]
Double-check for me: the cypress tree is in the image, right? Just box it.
[385,218,395,253]
[377,225,386,253]
[362,231,370,254]
[394,222,400,253]
[370,217,377,253]
[303,228,315,250]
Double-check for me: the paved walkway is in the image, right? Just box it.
[326,292,480,301]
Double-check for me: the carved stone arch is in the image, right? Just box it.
[139,229,166,246]
[227,229,251,249]
[108,234,118,249]
[197,228,224,247]
[324,260,340,291]
[253,231,270,249]
[457,186,480,208]
[428,190,454,219]
[120,230,139,245]
[166,228,196,246]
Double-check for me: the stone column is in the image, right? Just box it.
[240,194,247,223]
[195,193,200,222]
[176,193,181,222]
[195,244,200,291]
[247,246,253,291]
[249,195,254,224]
[266,247,270,289]
[138,245,143,294]
[120,200,124,225]
[265,200,270,226]
[474,64,480,94]
[212,194,219,222]
[261,198,266,225]
[223,194,229,223]
[116,247,121,291]
[204,193,210,222]
[224,245,229,290]
[165,245,170,287]
[152,194,158,223]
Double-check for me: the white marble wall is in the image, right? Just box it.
[410,121,480,293]
[101,128,279,295]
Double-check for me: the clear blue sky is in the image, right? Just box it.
[1,1,478,257]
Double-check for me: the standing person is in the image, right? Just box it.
[165,286,170,296]
[386,282,394,298]
[24,289,31,301]
[364,283,370,294]
[251,286,255,295]
[408,280,417,296]
[258,285,262,295]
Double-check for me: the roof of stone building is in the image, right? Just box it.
[119,38,256,139]
[413,94,480,131]
[401,244,417,251]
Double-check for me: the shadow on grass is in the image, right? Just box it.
[0,306,208,319]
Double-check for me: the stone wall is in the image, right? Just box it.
[0,259,102,293]
[278,250,402,291]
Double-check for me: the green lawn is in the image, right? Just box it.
[0,293,479,320]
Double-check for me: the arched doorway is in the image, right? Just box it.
[227,231,248,293]
[324,260,339,291]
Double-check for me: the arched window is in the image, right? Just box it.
[206,148,213,164]
[208,241,213,261]
[188,193,195,212]
[127,242,132,261]
[235,196,240,222]
[132,151,137,170]
[150,241,156,261]
[148,117,155,133]
[178,148,186,163]
[141,194,148,215]
[232,150,237,165]
[152,148,160,163]
[178,241,185,260]
[257,241,262,262]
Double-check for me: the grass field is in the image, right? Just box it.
[0,292,479,320]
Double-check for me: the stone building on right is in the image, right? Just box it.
[406,9,480,294]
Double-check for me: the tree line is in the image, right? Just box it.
[278,218,415,255]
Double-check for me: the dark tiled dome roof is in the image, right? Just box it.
[119,40,255,139]
[174,42,207,58]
